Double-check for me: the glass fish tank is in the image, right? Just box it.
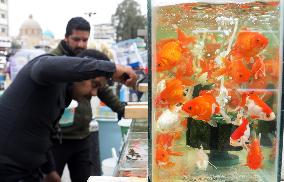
[150,0,283,181]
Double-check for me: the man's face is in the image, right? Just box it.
[72,77,107,100]
[65,30,90,55]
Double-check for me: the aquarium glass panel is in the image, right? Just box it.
[151,0,283,181]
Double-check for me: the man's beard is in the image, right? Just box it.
[65,41,85,55]
[73,48,85,55]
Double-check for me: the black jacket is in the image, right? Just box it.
[0,54,115,171]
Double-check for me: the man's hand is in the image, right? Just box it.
[43,171,61,182]
[112,64,138,88]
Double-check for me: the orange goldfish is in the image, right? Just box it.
[180,3,198,11]
[230,118,250,147]
[199,58,218,79]
[212,58,251,84]
[266,1,280,6]
[155,145,183,168]
[156,79,187,108]
[173,131,182,140]
[154,95,170,109]
[156,41,182,72]
[180,118,188,129]
[265,58,279,80]
[246,136,263,170]
[223,79,242,108]
[156,29,195,72]
[182,90,220,124]
[204,43,221,58]
[229,60,252,84]
[230,30,269,62]
[175,55,194,82]
[239,4,251,9]
[248,77,268,90]
[156,133,174,148]
[228,89,242,108]
[251,56,265,79]
[177,28,196,47]
[240,92,275,121]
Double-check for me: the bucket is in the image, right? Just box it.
[0,74,5,90]
[118,118,132,142]
[101,148,118,176]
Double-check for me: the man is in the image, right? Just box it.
[0,49,137,181]
[48,17,129,181]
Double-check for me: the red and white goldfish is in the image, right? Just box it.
[246,135,263,170]
[182,90,220,125]
[230,30,269,62]
[240,92,275,121]
[230,118,250,147]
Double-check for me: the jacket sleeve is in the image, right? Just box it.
[40,149,56,174]
[97,86,126,120]
[30,55,116,85]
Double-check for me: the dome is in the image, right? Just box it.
[18,15,43,48]
[20,15,42,31]
[43,30,54,39]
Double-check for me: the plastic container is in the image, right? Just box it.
[118,118,132,142]
[90,120,101,175]
[0,72,5,90]
[59,100,78,127]
[97,118,122,163]
[102,148,118,176]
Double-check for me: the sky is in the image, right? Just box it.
[8,0,147,39]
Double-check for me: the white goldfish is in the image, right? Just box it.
[156,106,181,133]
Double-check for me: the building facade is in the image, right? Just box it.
[0,0,10,52]
[18,15,43,48]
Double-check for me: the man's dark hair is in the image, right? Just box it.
[77,49,113,85]
[76,49,110,61]
[65,17,90,37]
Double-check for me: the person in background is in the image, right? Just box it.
[46,17,128,182]
[0,49,137,182]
